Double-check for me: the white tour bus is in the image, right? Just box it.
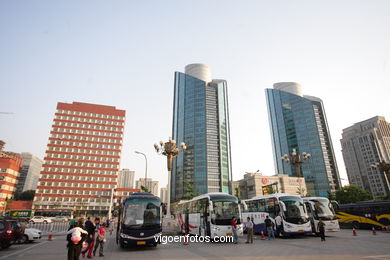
[242,193,312,236]
[176,192,243,238]
[303,197,340,234]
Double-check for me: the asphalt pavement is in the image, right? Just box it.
[0,229,389,260]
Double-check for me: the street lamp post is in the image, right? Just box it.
[135,151,148,192]
[281,148,311,195]
[371,160,390,193]
[154,137,186,217]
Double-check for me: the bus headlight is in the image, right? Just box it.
[120,233,132,239]
[213,226,220,231]
[284,223,292,228]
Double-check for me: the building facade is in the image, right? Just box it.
[266,82,341,196]
[135,178,159,196]
[160,185,168,204]
[33,102,125,216]
[15,153,43,192]
[0,141,22,212]
[117,169,135,189]
[237,172,307,199]
[171,64,232,202]
[341,116,390,198]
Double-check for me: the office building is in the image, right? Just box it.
[15,153,43,192]
[160,185,168,204]
[341,116,390,198]
[117,169,135,189]
[171,64,232,201]
[0,141,22,212]
[136,178,159,196]
[33,102,125,215]
[266,82,341,196]
[237,171,307,199]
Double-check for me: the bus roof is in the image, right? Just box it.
[244,193,300,202]
[303,197,329,201]
[178,192,238,204]
[123,192,160,201]
[339,200,390,207]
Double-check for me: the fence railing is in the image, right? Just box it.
[26,222,69,234]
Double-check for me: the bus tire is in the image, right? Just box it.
[119,239,125,249]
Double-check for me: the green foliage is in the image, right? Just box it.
[13,190,35,201]
[181,180,197,200]
[327,190,336,201]
[140,185,149,192]
[335,185,371,204]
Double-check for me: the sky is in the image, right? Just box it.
[1,0,389,190]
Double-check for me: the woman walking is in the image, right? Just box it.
[317,218,326,242]
[67,218,86,260]
[93,223,107,257]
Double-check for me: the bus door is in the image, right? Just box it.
[304,202,316,233]
[199,199,209,237]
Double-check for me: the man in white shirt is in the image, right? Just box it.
[275,214,283,237]
[244,217,254,243]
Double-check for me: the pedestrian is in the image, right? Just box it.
[67,218,87,260]
[69,217,77,229]
[275,213,283,237]
[67,221,88,245]
[231,216,238,244]
[81,217,96,259]
[244,217,253,244]
[93,223,106,257]
[264,216,275,240]
[318,218,326,242]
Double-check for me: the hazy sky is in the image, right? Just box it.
[1,1,389,190]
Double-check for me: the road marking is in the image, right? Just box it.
[0,241,49,259]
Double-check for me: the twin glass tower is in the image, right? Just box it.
[266,83,341,196]
[171,64,232,201]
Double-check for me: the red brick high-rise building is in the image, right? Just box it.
[33,102,125,216]
[0,141,22,212]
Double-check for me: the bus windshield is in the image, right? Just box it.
[311,198,336,220]
[280,196,309,224]
[212,200,240,225]
[123,198,161,229]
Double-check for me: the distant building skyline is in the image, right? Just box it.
[341,116,390,198]
[136,177,159,196]
[32,102,125,215]
[117,168,135,189]
[15,152,43,192]
[171,64,232,202]
[266,82,341,196]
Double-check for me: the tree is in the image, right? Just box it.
[13,190,35,201]
[182,180,197,200]
[327,190,336,201]
[335,185,371,204]
[140,185,149,192]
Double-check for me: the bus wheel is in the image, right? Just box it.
[153,242,158,247]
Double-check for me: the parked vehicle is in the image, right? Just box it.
[18,228,42,243]
[52,216,70,222]
[335,200,390,229]
[7,220,25,243]
[0,219,25,249]
[0,219,14,249]
[303,197,340,234]
[29,216,52,224]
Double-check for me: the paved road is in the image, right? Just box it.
[1,230,390,260]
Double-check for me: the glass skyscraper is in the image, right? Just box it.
[171,64,232,201]
[266,82,341,196]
